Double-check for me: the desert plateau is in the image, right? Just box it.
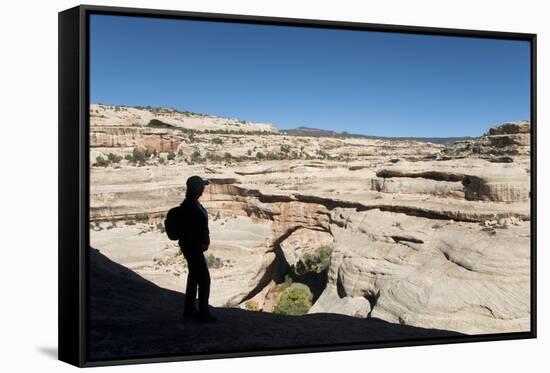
[89,103,531,341]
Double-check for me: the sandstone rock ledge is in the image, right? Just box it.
[89,248,462,360]
[89,115,532,338]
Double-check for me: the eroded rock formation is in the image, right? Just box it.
[89,108,532,335]
[442,120,530,158]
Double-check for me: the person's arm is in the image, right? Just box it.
[189,202,209,251]
[201,208,210,252]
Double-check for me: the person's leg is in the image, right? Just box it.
[196,253,211,316]
[183,251,199,315]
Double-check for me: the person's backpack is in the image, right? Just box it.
[164,205,183,241]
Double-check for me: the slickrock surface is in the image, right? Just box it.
[90,105,532,336]
[88,248,462,360]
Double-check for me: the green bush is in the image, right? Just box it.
[94,155,109,167]
[107,153,122,163]
[132,148,146,163]
[125,147,152,164]
[317,149,329,159]
[206,254,224,269]
[190,150,202,163]
[481,227,497,236]
[135,213,149,221]
[299,245,333,274]
[273,283,312,316]
[205,152,223,162]
[167,152,176,160]
[265,152,280,160]
[280,144,291,153]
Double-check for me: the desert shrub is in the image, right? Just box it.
[280,144,291,153]
[135,213,149,221]
[234,155,249,162]
[158,156,165,164]
[265,152,282,160]
[245,300,260,311]
[273,283,312,316]
[94,155,109,167]
[156,222,166,233]
[256,151,265,160]
[317,149,329,159]
[247,149,252,156]
[205,152,222,162]
[107,153,122,163]
[125,220,136,226]
[167,152,176,160]
[190,150,202,163]
[223,152,232,161]
[211,137,223,145]
[126,147,151,164]
[299,245,333,274]
[481,227,497,236]
[132,148,146,163]
[188,133,196,142]
[206,254,223,269]
[177,148,184,157]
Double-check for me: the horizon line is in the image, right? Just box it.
[90,102,529,139]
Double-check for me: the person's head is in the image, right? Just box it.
[186,175,209,199]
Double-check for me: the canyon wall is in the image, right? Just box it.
[89,105,532,335]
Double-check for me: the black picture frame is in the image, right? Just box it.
[58,4,537,367]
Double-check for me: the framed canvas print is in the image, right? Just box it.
[58,4,537,367]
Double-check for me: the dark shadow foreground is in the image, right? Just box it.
[88,248,463,360]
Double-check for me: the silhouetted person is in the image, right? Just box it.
[179,175,216,322]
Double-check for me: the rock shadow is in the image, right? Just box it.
[88,247,463,361]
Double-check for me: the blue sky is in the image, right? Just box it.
[90,15,530,137]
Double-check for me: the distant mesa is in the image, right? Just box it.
[281,126,341,137]
[281,126,474,145]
